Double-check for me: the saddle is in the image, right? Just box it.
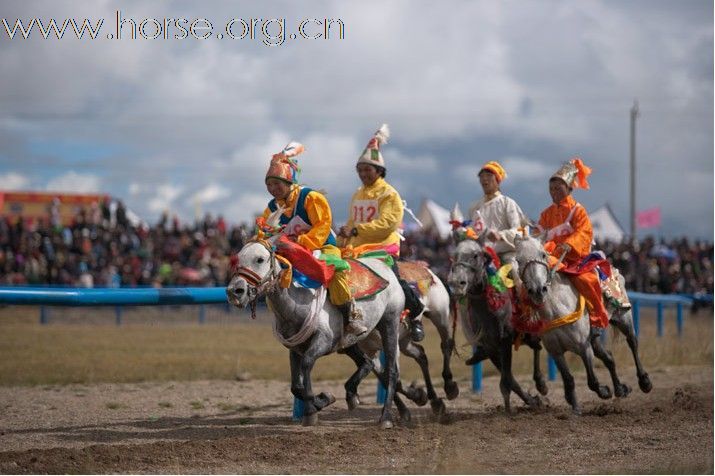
[345,259,389,301]
[555,251,631,310]
[396,261,434,297]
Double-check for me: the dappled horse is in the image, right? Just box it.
[226,239,405,428]
[353,262,459,421]
[448,237,544,413]
[515,235,651,414]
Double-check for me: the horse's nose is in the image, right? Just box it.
[226,285,245,298]
[540,285,548,294]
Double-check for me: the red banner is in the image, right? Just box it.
[636,207,661,229]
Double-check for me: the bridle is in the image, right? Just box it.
[233,239,281,317]
[519,258,552,288]
[451,255,487,296]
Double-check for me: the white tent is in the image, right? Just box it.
[590,204,625,243]
[416,199,458,239]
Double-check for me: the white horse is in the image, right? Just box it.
[515,235,652,414]
[354,266,458,420]
[226,239,405,428]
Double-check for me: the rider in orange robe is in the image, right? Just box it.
[538,158,609,340]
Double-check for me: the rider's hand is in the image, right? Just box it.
[485,228,500,242]
[337,225,351,238]
[557,243,572,255]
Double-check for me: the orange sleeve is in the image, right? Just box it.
[563,205,593,259]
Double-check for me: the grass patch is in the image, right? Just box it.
[0,305,710,386]
[105,402,125,410]
[158,401,172,408]
[189,401,205,410]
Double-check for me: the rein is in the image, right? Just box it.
[234,239,281,319]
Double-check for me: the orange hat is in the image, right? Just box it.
[479,161,507,183]
[265,142,305,184]
[550,157,591,189]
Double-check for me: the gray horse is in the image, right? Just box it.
[226,239,405,428]
[515,235,652,414]
[353,268,459,420]
[448,237,544,413]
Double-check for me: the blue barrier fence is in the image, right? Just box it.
[1,286,711,411]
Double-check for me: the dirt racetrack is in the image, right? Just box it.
[0,364,712,474]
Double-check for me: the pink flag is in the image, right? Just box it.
[637,207,661,229]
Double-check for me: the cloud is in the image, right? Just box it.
[148,184,184,214]
[45,171,101,193]
[0,172,30,190]
[189,183,230,205]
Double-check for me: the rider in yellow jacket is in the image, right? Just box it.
[338,124,426,341]
[262,142,367,338]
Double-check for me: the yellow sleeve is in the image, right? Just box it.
[354,190,404,242]
[344,190,358,230]
[255,206,272,240]
[296,191,333,251]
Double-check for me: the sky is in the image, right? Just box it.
[0,0,712,240]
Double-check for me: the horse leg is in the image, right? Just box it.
[551,352,580,415]
[498,337,540,410]
[376,317,400,429]
[289,350,304,401]
[591,333,631,398]
[397,341,431,407]
[343,344,375,410]
[523,334,548,396]
[579,343,612,400]
[611,311,652,393]
[429,310,459,400]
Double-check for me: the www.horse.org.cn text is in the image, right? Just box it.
[1,10,346,46]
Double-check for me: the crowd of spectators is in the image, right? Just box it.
[0,207,249,289]
[400,230,713,297]
[0,206,712,300]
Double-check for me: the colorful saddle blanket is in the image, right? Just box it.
[397,261,434,297]
[346,259,389,301]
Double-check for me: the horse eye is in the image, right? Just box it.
[257,257,265,264]
[541,252,547,259]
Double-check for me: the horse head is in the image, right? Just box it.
[447,238,491,297]
[514,234,551,305]
[226,239,281,308]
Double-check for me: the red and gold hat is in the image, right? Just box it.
[265,142,305,184]
[551,157,592,189]
[357,124,390,169]
[479,161,507,183]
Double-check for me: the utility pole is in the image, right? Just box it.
[630,100,639,243]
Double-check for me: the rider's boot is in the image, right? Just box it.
[338,300,367,340]
[408,313,425,342]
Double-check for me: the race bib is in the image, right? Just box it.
[351,199,379,224]
[284,215,311,237]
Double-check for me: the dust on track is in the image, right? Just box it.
[0,365,712,474]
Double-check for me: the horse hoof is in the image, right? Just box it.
[597,385,612,400]
[615,383,631,398]
[414,387,429,407]
[536,379,549,396]
[323,392,337,406]
[639,374,653,393]
[347,394,361,411]
[445,380,459,400]
[528,395,542,409]
[379,419,394,430]
[302,413,318,426]
[571,406,582,416]
[398,407,412,423]
[430,398,447,417]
